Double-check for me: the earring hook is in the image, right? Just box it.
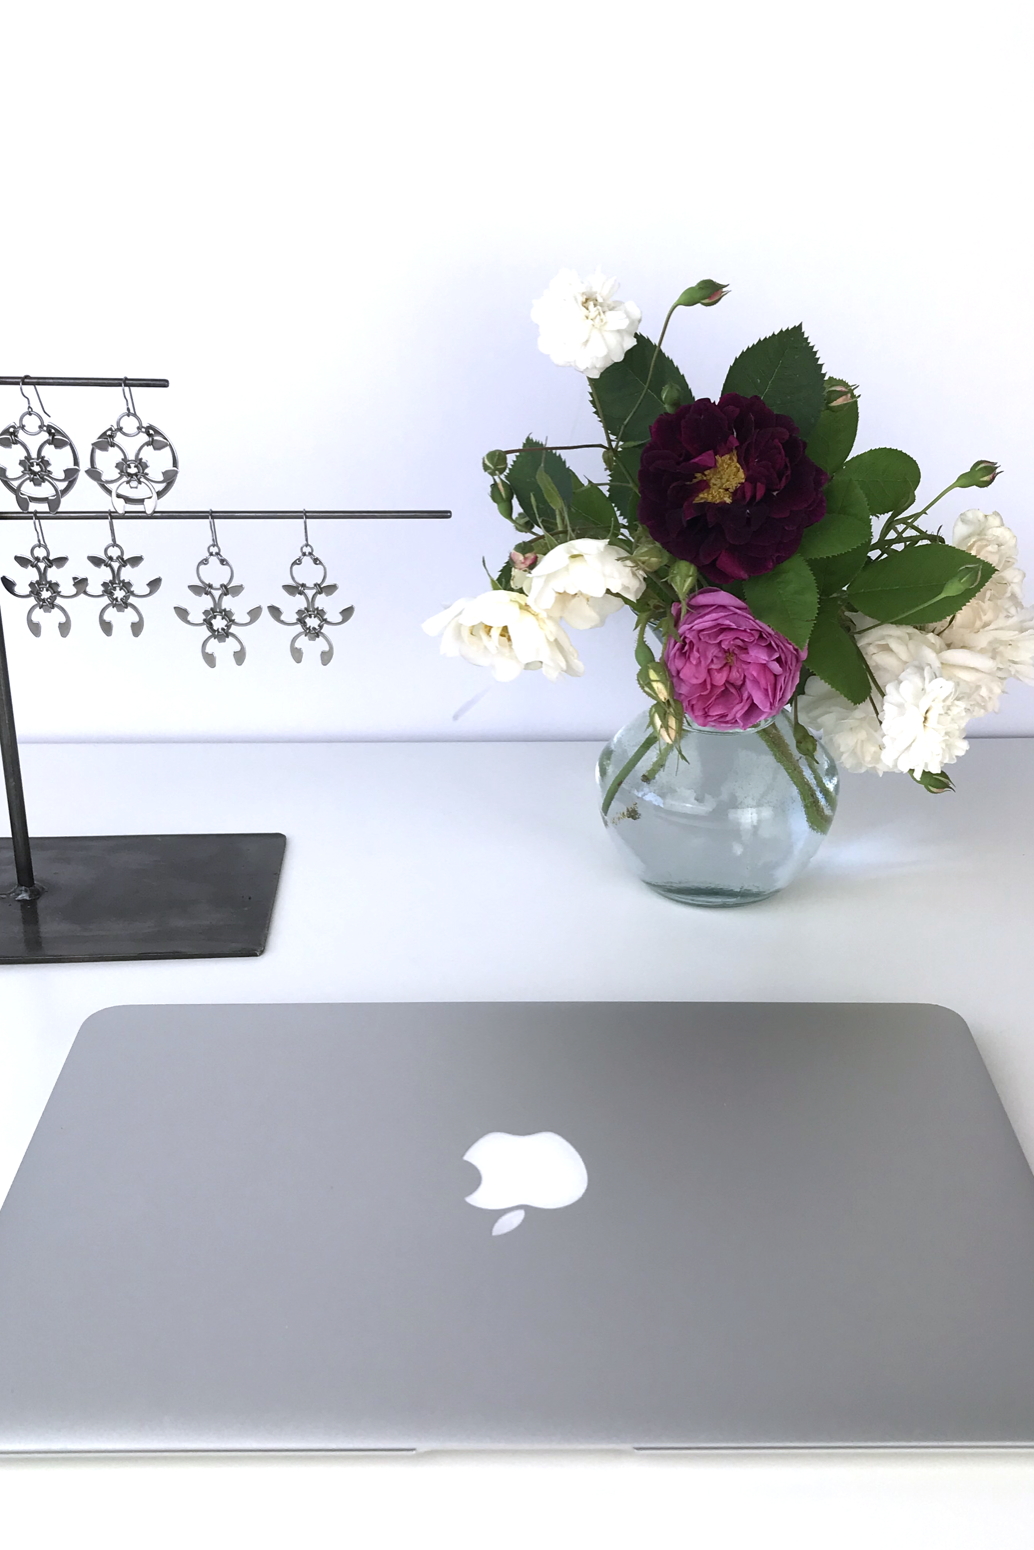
[19,376,49,420]
[301,509,313,554]
[207,510,222,555]
[121,378,138,419]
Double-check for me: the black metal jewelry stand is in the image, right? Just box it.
[0,376,450,965]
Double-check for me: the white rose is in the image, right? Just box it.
[856,622,939,688]
[879,663,970,775]
[947,607,1034,687]
[422,590,583,683]
[518,537,646,629]
[799,679,885,774]
[857,620,1001,719]
[952,508,1020,573]
[530,269,642,379]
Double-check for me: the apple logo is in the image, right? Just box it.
[463,1131,588,1236]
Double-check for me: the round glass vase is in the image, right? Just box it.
[596,707,838,907]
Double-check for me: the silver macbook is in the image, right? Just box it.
[2,1001,1034,1453]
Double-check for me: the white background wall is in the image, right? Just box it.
[3,0,1031,744]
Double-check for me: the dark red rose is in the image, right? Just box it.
[636,393,828,581]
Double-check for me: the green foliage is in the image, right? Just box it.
[804,598,871,704]
[797,474,871,560]
[846,543,995,626]
[507,440,577,533]
[722,325,826,440]
[743,554,819,649]
[805,379,859,474]
[570,482,618,536]
[807,544,870,595]
[592,334,692,446]
[842,447,921,517]
[607,445,643,522]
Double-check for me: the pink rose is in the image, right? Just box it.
[662,589,805,731]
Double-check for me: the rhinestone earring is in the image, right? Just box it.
[267,512,353,664]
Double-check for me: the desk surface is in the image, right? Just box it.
[2,737,1034,1548]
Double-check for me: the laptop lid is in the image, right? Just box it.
[2,1001,1034,1452]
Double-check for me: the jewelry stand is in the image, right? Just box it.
[0,375,449,965]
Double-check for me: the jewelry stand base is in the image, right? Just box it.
[0,833,285,964]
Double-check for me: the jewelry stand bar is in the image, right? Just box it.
[0,376,450,964]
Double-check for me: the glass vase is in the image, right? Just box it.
[596,707,838,907]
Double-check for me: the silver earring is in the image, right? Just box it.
[79,381,166,635]
[85,379,178,514]
[1,384,87,635]
[0,379,80,514]
[267,512,353,664]
[174,513,262,667]
[2,515,89,638]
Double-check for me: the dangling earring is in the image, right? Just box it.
[1,383,87,635]
[2,515,88,638]
[79,381,168,636]
[267,512,353,665]
[0,378,80,514]
[174,512,262,667]
[85,379,178,514]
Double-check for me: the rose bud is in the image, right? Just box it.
[667,559,699,600]
[955,459,1001,489]
[489,478,514,522]
[912,769,954,794]
[631,537,668,573]
[673,279,729,309]
[825,380,858,409]
[661,382,685,413]
[482,450,509,476]
[650,701,682,745]
[509,549,538,572]
[637,660,673,703]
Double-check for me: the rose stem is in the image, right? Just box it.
[601,732,658,819]
[755,722,834,835]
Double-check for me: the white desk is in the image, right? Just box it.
[2,738,1034,1548]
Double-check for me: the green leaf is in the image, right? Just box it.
[805,598,871,704]
[807,544,870,595]
[592,333,692,447]
[507,440,577,533]
[743,554,819,649]
[842,447,921,517]
[722,325,825,439]
[607,444,643,521]
[798,474,871,559]
[570,481,618,536]
[805,378,858,474]
[535,466,568,523]
[846,543,995,626]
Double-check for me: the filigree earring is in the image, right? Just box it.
[0,379,81,514]
[267,512,353,664]
[1,383,87,636]
[86,379,178,514]
[174,513,262,667]
[79,381,169,635]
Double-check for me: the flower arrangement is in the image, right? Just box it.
[426,269,1034,804]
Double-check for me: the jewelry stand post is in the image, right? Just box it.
[0,376,450,965]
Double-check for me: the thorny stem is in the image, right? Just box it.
[601,732,658,819]
[589,382,615,453]
[615,301,681,446]
[755,721,835,835]
[498,443,609,455]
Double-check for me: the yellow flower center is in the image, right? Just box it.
[694,452,745,505]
